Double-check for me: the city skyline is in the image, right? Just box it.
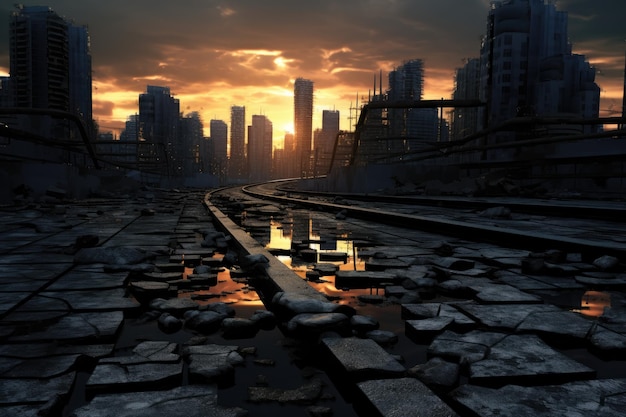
[0,1,624,138]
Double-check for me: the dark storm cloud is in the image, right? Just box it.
[0,1,623,127]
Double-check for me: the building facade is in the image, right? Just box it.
[248,114,273,181]
[138,85,180,176]
[8,5,93,138]
[294,78,314,177]
[209,119,228,181]
[480,0,600,133]
[229,105,247,180]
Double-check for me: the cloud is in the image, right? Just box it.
[0,0,623,134]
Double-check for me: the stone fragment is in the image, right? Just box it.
[517,310,595,342]
[272,291,354,317]
[221,318,259,339]
[405,317,454,342]
[184,310,225,334]
[183,344,243,384]
[365,329,398,346]
[248,378,324,404]
[287,313,350,335]
[431,257,475,271]
[451,378,626,417]
[158,313,183,333]
[470,334,595,385]
[149,297,199,316]
[321,337,405,380]
[357,378,459,417]
[249,310,276,329]
[73,385,247,417]
[593,255,620,271]
[428,330,507,365]
[0,373,75,406]
[350,315,379,334]
[409,357,460,388]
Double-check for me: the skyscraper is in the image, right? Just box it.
[138,85,180,175]
[248,114,273,181]
[210,119,228,181]
[8,5,93,137]
[229,105,246,180]
[294,78,314,176]
[480,0,600,131]
[452,58,481,139]
[313,110,340,175]
[387,59,438,148]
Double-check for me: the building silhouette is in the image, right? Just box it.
[479,0,600,136]
[180,111,204,176]
[138,86,180,176]
[294,78,314,176]
[209,119,228,181]
[452,58,482,140]
[7,5,93,138]
[387,59,440,150]
[313,109,340,175]
[229,105,247,180]
[248,114,273,181]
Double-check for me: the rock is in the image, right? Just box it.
[428,330,507,365]
[305,270,321,281]
[409,357,460,388]
[207,302,236,317]
[73,385,247,417]
[321,337,405,380]
[313,263,339,276]
[593,255,620,271]
[184,344,243,384]
[365,330,398,346]
[221,318,259,339]
[248,378,324,404]
[149,298,199,316]
[250,310,277,329]
[451,377,626,417]
[272,292,355,317]
[158,313,182,333]
[405,317,454,342]
[287,313,350,335]
[357,378,459,417]
[185,311,225,334]
[350,315,379,334]
[469,334,595,386]
[478,206,511,219]
[431,257,475,271]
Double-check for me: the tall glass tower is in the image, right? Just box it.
[294,78,314,176]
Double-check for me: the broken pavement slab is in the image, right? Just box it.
[73,385,247,417]
[357,377,459,417]
[469,334,596,386]
[321,337,405,380]
[451,378,626,417]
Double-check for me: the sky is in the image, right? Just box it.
[0,0,625,142]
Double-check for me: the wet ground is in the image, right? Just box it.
[2,188,626,416]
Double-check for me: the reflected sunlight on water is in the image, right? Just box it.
[576,290,611,318]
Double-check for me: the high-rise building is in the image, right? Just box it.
[180,111,204,176]
[229,105,246,180]
[480,0,600,132]
[294,78,314,176]
[8,5,93,137]
[210,119,228,180]
[313,110,340,175]
[387,59,439,148]
[452,58,482,139]
[248,114,273,181]
[138,85,180,176]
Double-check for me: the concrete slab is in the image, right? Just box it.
[321,337,405,380]
[357,378,459,417]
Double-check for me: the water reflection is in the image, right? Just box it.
[576,290,611,318]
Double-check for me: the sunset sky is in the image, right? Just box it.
[0,0,624,142]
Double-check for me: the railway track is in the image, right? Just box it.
[239,180,626,261]
[207,180,626,417]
